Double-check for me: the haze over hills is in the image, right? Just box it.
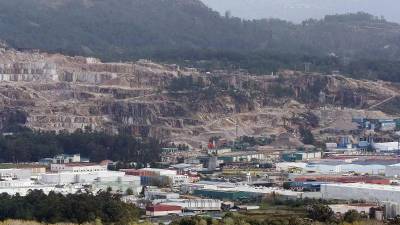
[201,0,400,23]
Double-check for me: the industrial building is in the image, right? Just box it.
[92,179,142,195]
[145,189,180,200]
[372,142,400,152]
[207,148,232,155]
[39,171,131,185]
[321,183,400,203]
[50,163,107,173]
[385,164,400,177]
[39,154,88,165]
[0,168,32,180]
[161,199,221,211]
[182,181,302,201]
[287,181,327,192]
[145,205,182,217]
[282,152,322,162]
[304,162,386,175]
[217,151,266,163]
[384,202,400,219]
[122,168,189,187]
[290,174,390,185]
[0,179,80,196]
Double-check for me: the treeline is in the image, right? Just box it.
[0,130,163,163]
[0,190,141,225]
[161,49,400,83]
[0,0,400,82]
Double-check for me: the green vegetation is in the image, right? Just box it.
[0,0,399,82]
[299,127,315,145]
[0,130,162,163]
[0,190,141,225]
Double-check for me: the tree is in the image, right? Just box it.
[299,126,315,145]
[343,210,361,223]
[307,204,334,222]
[126,188,134,196]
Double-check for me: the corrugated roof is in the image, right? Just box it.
[146,204,182,212]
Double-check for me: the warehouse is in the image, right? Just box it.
[305,163,386,175]
[145,205,182,217]
[385,164,400,177]
[50,163,107,173]
[162,199,221,211]
[217,151,265,163]
[40,171,128,184]
[291,174,390,185]
[145,189,180,200]
[372,142,400,152]
[0,168,32,180]
[321,183,400,203]
[282,152,322,162]
[193,189,255,201]
[185,181,302,200]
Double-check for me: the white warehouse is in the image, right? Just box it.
[50,163,107,173]
[385,164,400,177]
[40,171,128,185]
[162,199,222,211]
[321,183,400,203]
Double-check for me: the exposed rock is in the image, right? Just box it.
[0,48,398,146]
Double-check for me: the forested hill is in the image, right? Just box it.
[0,0,400,82]
[0,0,399,61]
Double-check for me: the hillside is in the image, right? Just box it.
[0,0,399,64]
[0,48,398,147]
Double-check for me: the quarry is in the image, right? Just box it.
[0,48,398,147]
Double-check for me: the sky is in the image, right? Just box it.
[200,0,400,23]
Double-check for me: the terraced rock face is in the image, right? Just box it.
[0,48,398,146]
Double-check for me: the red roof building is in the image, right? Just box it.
[146,204,182,217]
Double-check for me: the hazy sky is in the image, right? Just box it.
[201,0,400,23]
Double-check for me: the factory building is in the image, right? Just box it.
[372,142,400,152]
[183,181,302,201]
[122,168,189,187]
[321,183,400,203]
[282,152,322,162]
[385,164,400,177]
[0,168,32,180]
[305,163,386,175]
[92,178,142,195]
[217,151,265,163]
[39,154,88,165]
[384,202,400,219]
[0,179,80,196]
[290,174,390,185]
[145,189,180,200]
[146,205,182,217]
[50,163,107,173]
[193,189,256,201]
[207,148,232,155]
[40,171,132,185]
[287,182,327,192]
[162,199,222,211]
